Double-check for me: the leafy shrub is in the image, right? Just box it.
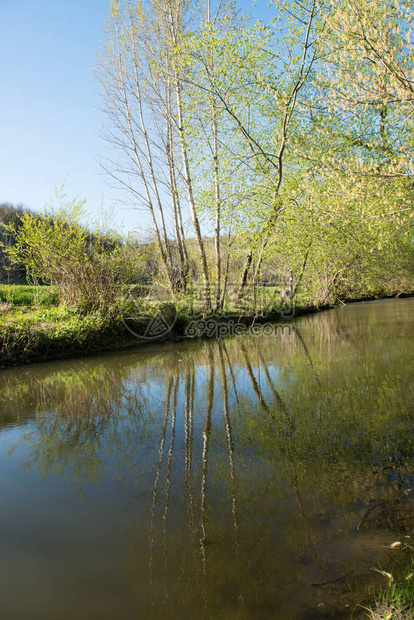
[3,199,143,315]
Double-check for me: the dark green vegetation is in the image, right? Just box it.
[0,299,413,618]
[0,302,128,368]
[0,202,31,283]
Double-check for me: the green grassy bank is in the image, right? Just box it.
[1,284,413,370]
[0,283,317,368]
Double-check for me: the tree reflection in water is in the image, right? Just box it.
[2,299,414,618]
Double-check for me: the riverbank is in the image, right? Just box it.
[1,289,413,369]
[0,301,306,368]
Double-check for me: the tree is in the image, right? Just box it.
[97,0,216,305]
[182,0,324,295]
[96,0,414,310]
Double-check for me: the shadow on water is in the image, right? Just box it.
[0,298,413,618]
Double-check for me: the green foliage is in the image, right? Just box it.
[0,284,58,307]
[180,0,414,305]
[3,197,144,315]
[94,0,414,309]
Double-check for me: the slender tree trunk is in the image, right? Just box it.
[113,11,175,292]
[213,107,222,311]
[237,249,253,300]
[219,251,230,312]
[174,79,211,309]
[289,242,311,300]
[133,66,174,280]
[165,0,211,309]
[165,80,189,289]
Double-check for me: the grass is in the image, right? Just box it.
[364,542,414,619]
[0,280,357,368]
[2,282,409,369]
[0,285,128,365]
[0,284,59,307]
[0,304,127,366]
[0,282,300,367]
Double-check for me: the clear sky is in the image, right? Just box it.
[1,0,272,234]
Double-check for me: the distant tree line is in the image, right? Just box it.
[0,203,33,283]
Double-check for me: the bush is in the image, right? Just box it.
[3,199,141,315]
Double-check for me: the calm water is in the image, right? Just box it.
[0,298,413,619]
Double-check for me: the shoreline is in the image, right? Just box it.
[1,292,413,369]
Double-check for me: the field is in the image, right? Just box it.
[0,284,58,308]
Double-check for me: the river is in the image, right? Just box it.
[0,298,413,618]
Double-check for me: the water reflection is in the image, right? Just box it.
[0,298,413,618]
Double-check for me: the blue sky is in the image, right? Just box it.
[1,0,271,233]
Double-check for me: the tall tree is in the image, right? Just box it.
[97,0,215,305]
